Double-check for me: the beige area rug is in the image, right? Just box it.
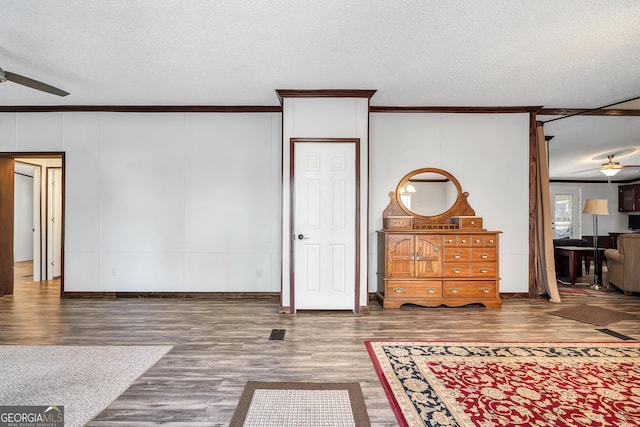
[549,303,636,326]
[230,381,370,427]
[0,345,172,427]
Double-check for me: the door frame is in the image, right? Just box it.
[0,157,14,296]
[46,166,63,280]
[289,138,361,313]
[0,152,65,296]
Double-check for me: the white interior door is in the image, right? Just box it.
[293,142,356,310]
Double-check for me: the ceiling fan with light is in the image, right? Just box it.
[0,66,69,97]
[599,154,640,177]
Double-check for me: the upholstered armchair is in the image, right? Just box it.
[604,234,640,295]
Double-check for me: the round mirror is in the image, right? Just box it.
[396,168,464,219]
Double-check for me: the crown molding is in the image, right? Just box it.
[275,89,377,104]
[370,106,541,113]
[0,105,282,113]
[540,108,640,117]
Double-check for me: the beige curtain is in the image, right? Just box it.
[535,122,561,302]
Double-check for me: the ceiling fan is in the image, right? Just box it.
[599,154,640,177]
[0,66,69,97]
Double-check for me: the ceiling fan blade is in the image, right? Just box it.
[620,165,640,168]
[4,71,69,97]
[572,167,600,174]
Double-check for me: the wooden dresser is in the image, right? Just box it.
[376,167,502,309]
[377,229,501,308]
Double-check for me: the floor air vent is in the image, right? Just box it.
[596,328,635,341]
[269,329,286,341]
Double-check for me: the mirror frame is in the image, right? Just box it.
[394,167,475,224]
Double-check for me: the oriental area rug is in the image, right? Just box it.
[366,341,640,427]
[558,285,626,299]
[229,381,370,427]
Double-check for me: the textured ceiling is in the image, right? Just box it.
[1,0,640,180]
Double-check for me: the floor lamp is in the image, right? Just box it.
[582,199,609,289]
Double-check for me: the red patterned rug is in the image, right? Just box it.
[558,285,624,299]
[366,341,640,426]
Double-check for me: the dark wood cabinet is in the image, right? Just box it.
[619,184,640,212]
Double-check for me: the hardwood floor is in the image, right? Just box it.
[1,261,639,426]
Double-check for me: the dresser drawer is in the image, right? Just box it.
[471,248,497,262]
[472,262,497,277]
[443,247,471,262]
[443,235,472,247]
[443,263,472,277]
[443,281,497,298]
[384,216,413,229]
[386,281,442,298]
[471,235,498,247]
[451,216,483,229]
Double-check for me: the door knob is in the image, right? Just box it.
[297,234,309,240]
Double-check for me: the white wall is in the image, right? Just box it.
[1,112,282,292]
[369,113,530,293]
[1,109,532,295]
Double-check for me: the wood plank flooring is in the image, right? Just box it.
[1,261,639,426]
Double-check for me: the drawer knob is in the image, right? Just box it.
[480,253,489,259]
[489,239,494,244]
[447,239,453,243]
[470,221,475,224]
[461,239,467,243]
[481,287,491,293]
[393,287,404,293]
[480,267,489,273]
[452,252,462,259]
[475,239,481,243]
[452,267,462,274]
[449,287,460,294]
[426,287,436,294]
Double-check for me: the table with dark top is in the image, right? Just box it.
[554,246,605,285]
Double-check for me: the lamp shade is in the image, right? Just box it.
[601,168,620,177]
[582,199,609,215]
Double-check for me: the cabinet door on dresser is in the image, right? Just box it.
[414,235,442,277]
[384,234,414,277]
[385,234,442,278]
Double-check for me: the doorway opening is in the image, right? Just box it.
[0,153,64,298]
